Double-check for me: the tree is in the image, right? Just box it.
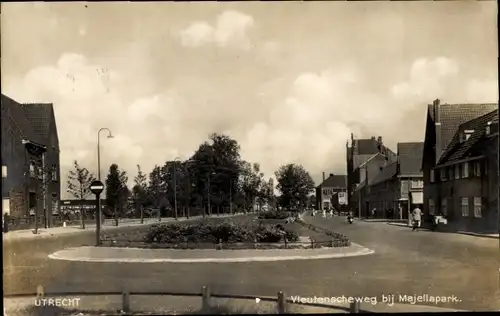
[105,163,128,225]
[133,164,148,223]
[147,165,169,219]
[240,161,264,212]
[188,133,242,216]
[275,164,315,210]
[66,160,96,229]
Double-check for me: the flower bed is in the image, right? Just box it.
[143,218,299,243]
[101,217,351,249]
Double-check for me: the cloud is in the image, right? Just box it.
[3,53,196,195]
[391,57,460,101]
[4,52,497,194]
[176,10,254,49]
[465,79,498,103]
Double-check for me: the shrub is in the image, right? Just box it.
[258,210,290,220]
[143,219,298,245]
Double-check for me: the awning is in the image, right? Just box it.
[411,192,423,204]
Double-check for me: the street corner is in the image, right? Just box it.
[48,243,375,263]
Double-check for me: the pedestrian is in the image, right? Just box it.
[412,206,422,231]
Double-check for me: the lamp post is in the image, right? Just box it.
[97,128,114,181]
[97,128,113,227]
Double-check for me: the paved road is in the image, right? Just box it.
[4,214,499,312]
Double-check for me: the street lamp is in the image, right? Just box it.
[97,128,114,181]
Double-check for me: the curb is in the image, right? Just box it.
[386,222,499,239]
[48,243,375,263]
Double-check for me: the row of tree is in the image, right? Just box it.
[66,133,316,221]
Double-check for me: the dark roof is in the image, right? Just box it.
[1,94,37,141]
[397,142,424,175]
[21,103,55,143]
[370,161,398,186]
[355,139,380,155]
[318,174,347,189]
[428,102,497,156]
[438,109,498,165]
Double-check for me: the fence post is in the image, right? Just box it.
[201,285,211,311]
[350,301,360,313]
[218,239,223,250]
[284,238,287,249]
[122,292,130,313]
[277,291,286,314]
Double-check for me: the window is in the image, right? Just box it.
[454,165,460,179]
[473,162,481,177]
[51,165,58,181]
[486,122,492,135]
[441,198,447,216]
[448,167,454,180]
[37,166,44,180]
[430,170,435,183]
[473,197,482,218]
[461,198,469,217]
[429,199,435,215]
[462,162,469,178]
[411,180,423,189]
[440,168,447,181]
[29,162,36,178]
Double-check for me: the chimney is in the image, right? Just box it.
[322,172,325,181]
[371,136,376,140]
[329,173,334,177]
[434,98,442,163]
[353,140,358,155]
[350,133,354,141]
[377,136,382,144]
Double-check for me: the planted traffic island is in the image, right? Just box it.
[101,213,351,250]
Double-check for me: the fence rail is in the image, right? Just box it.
[4,286,364,314]
[101,238,350,249]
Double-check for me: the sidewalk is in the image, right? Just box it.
[2,213,245,242]
[387,222,499,239]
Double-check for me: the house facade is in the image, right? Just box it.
[364,142,424,220]
[315,173,347,211]
[422,99,497,225]
[1,94,61,227]
[425,109,498,232]
[346,134,396,209]
[352,152,391,217]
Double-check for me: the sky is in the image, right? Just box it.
[1,2,497,197]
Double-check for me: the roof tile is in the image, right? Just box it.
[438,109,498,165]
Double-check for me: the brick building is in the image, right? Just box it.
[425,109,498,232]
[315,173,347,211]
[364,142,424,220]
[422,99,497,226]
[346,134,396,210]
[352,152,392,217]
[1,94,61,226]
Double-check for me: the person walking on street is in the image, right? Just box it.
[412,206,422,231]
